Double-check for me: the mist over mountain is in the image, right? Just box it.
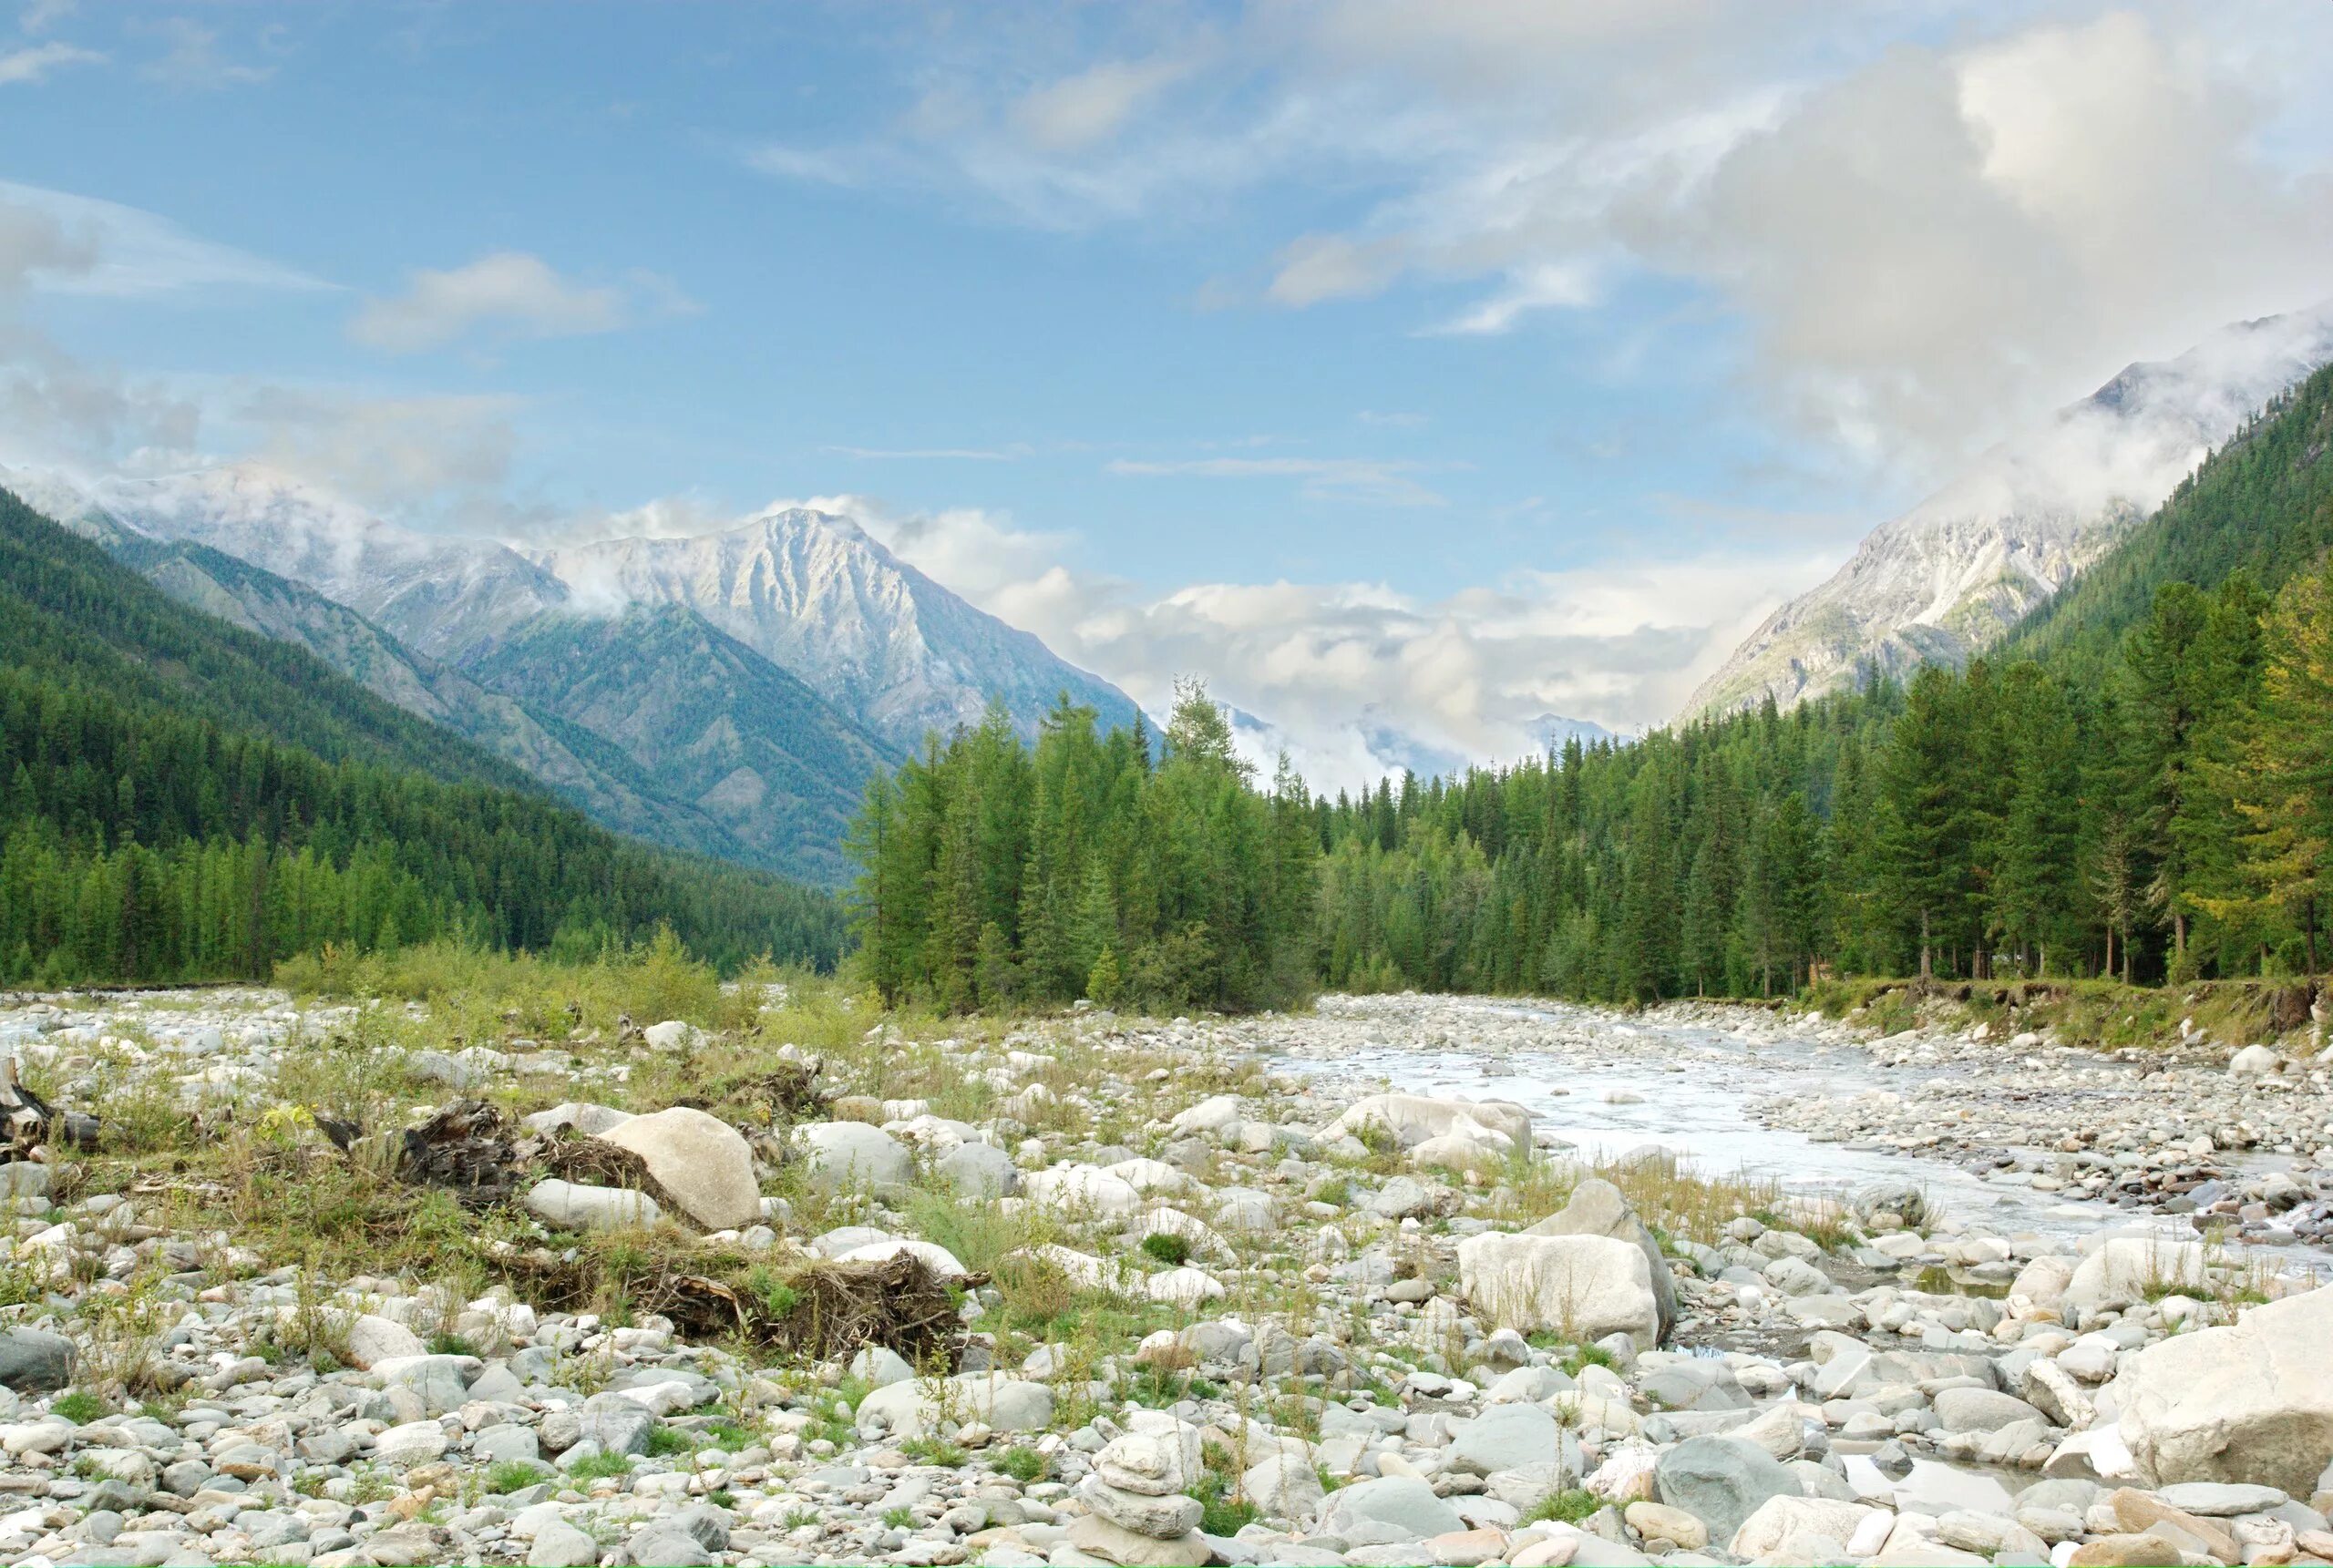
[1685,302,2333,721]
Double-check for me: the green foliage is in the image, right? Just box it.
[0,489,844,985]
[848,686,1317,1013]
[837,364,2333,1005]
[1187,1464,1259,1536]
[49,1390,104,1424]
[643,1426,694,1458]
[565,1451,632,1481]
[483,1460,550,1494]
[1525,1489,1603,1525]
[898,1435,967,1468]
[1138,1232,1192,1266]
[992,1445,1047,1483]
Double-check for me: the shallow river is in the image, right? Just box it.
[1272,997,2298,1261]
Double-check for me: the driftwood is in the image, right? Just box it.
[0,1055,97,1159]
[313,1098,678,1214]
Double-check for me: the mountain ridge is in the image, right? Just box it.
[1683,302,2333,722]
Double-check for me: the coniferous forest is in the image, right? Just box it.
[846,364,2333,1011]
[0,493,845,984]
[5,359,2330,1003]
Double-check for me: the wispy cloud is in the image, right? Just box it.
[137,16,272,88]
[1106,454,1447,507]
[826,443,1033,462]
[349,252,686,354]
[1424,261,1599,336]
[0,180,328,295]
[0,39,101,84]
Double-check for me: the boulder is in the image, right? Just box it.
[1728,1496,1884,1560]
[523,1102,636,1137]
[2228,1043,2281,1077]
[2065,1237,2205,1315]
[835,1238,970,1278]
[641,1020,700,1052]
[1023,1163,1144,1217]
[2112,1283,2333,1494]
[935,1140,1019,1198]
[1654,1436,1801,1546]
[1316,1476,1467,1542]
[525,1179,661,1232]
[1062,1514,1210,1567]
[1327,1093,1532,1151]
[1457,1231,1662,1349]
[855,1374,1053,1439]
[1524,1178,1678,1343]
[1449,1402,1562,1476]
[595,1107,759,1230]
[1167,1095,1246,1138]
[371,1353,478,1415]
[577,1391,659,1456]
[373,1419,450,1468]
[1624,1501,1709,1551]
[1933,1387,2050,1434]
[344,1315,426,1371]
[795,1122,912,1190]
[1244,1450,1327,1521]
[0,1328,75,1393]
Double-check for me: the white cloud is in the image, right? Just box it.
[1426,261,1599,336]
[1012,57,1193,152]
[827,443,1032,461]
[1106,454,1446,507]
[0,39,99,82]
[0,181,326,295]
[348,252,643,354]
[137,16,271,88]
[19,0,77,35]
[788,490,1832,790]
[737,4,2333,474]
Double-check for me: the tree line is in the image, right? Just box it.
[0,668,846,986]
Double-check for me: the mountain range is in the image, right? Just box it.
[1685,302,2333,721]
[7,465,1140,883]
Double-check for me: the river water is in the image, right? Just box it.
[1269,996,2303,1261]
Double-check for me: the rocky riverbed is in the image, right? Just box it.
[0,982,2326,1568]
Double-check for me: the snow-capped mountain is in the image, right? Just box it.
[90,466,568,661]
[1684,303,2333,721]
[14,462,1142,879]
[539,507,1139,750]
[77,466,1140,752]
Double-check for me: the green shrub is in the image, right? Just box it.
[1138,1232,1191,1266]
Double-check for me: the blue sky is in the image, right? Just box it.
[5,2,2333,775]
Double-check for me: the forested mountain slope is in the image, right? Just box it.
[0,488,539,793]
[2004,364,2333,677]
[462,606,895,886]
[97,532,754,867]
[1687,305,2333,720]
[0,491,843,983]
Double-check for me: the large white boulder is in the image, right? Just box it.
[1023,1163,1144,1217]
[2065,1237,2206,1315]
[855,1374,1053,1439]
[1325,1093,1532,1151]
[595,1107,760,1231]
[1457,1231,1662,1349]
[1524,1177,1678,1344]
[525,1178,661,1232]
[795,1122,912,1190]
[2112,1283,2333,1495]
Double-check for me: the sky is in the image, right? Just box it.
[4,1,2333,784]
